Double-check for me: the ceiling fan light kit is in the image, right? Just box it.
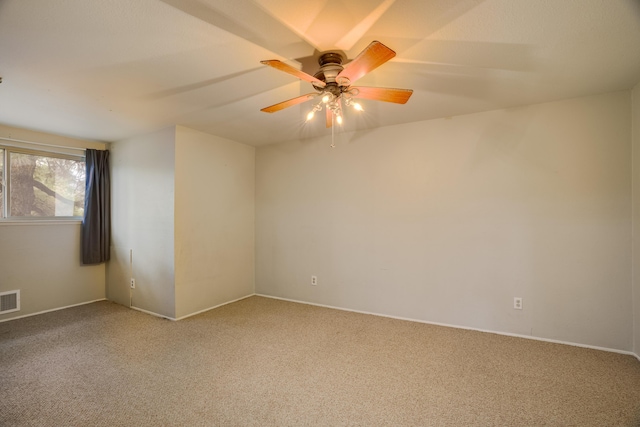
[260,41,413,139]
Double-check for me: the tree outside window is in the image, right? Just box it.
[0,148,85,218]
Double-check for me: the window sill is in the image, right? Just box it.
[0,219,82,226]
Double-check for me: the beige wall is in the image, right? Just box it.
[633,83,640,356]
[0,224,106,320]
[256,91,632,351]
[107,126,255,320]
[0,124,106,321]
[174,126,255,319]
[107,127,176,318]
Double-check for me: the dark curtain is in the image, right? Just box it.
[82,149,110,265]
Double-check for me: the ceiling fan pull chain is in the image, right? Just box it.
[331,113,335,148]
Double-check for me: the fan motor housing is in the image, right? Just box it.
[313,52,345,91]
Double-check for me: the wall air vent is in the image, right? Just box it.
[0,290,20,314]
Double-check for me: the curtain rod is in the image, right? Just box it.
[0,136,88,152]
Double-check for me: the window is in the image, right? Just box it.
[0,146,85,219]
[0,149,4,216]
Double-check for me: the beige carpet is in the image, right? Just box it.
[1,296,639,426]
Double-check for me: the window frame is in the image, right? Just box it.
[0,145,86,221]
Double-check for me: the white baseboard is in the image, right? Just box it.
[256,294,639,360]
[6,293,640,363]
[130,293,256,321]
[175,294,256,321]
[0,298,107,323]
[129,305,174,321]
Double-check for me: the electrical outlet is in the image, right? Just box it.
[514,297,522,310]
[311,276,317,286]
[130,278,136,289]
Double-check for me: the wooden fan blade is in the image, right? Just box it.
[336,41,396,85]
[261,60,326,88]
[261,93,317,113]
[326,107,332,128]
[351,86,413,104]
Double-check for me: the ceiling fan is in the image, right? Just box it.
[260,41,413,127]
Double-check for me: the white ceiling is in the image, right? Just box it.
[0,0,639,147]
